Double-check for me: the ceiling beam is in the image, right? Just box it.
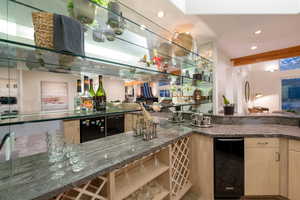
[230,45,300,66]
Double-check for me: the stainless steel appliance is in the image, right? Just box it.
[214,138,244,200]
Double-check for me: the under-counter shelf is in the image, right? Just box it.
[152,189,169,200]
[114,157,169,200]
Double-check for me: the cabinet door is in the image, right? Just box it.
[245,147,280,195]
[289,151,300,200]
[64,120,80,144]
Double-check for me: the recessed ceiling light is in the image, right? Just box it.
[255,30,262,35]
[251,46,257,50]
[157,11,164,18]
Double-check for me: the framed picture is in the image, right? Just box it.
[41,81,68,111]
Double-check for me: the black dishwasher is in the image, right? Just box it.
[214,138,244,200]
[80,117,105,143]
[106,114,124,136]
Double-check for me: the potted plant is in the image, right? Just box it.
[68,0,108,24]
[223,95,234,115]
[107,0,125,35]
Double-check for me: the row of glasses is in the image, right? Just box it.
[46,130,66,179]
[46,130,86,179]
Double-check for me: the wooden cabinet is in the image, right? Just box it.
[245,138,280,196]
[63,120,80,144]
[288,140,300,200]
[190,134,214,200]
[124,113,143,132]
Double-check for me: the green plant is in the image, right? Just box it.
[91,0,109,7]
[222,95,230,105]
[67,0,109,17]
[67,0,74,17]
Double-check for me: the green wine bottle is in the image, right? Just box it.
[95,75,106,111]
[89,79,96,97]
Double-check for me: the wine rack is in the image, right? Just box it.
[52,175,109,200]
[170,136,192,200]
[48,137,192,200]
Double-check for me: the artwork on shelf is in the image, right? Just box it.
[41,81,68,111]
[279,56,300,71]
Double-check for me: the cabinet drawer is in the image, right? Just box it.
[289,139,300,152]
[245,138,279,148]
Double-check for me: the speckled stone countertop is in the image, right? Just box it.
[189,124,300,140]
[0,116,299,200]
[0,124,192,200]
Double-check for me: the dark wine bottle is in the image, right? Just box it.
[95,75,106,111]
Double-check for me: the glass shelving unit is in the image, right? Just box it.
[0,0,214,124]
[0,0,215,197]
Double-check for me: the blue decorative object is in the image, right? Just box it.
[282,78,300,113]
[279,56,300,71]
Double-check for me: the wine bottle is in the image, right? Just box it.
[89,79,96,97]
[74,79,82,112]
[95,75,106,111]
[81,76,93,112]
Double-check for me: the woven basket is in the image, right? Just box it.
[32,12,54,49]
[158,42,172,61]
[173,33,193,57]
[32,12,75,67]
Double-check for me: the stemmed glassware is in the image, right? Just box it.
[47,129,86,179]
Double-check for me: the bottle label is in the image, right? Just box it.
[94,96,106,111]
[81,97,94,111]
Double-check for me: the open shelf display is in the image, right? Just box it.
[0,0,215,125]
[114,147,171,200]
[1,0,213,77]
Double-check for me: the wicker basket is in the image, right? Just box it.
[32,12,75,67]
[32,12,54,49]
[173,33,193,57]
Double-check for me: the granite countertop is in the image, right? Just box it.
[212,113,300,119]
[0,117,299,200]
[0,124,192,200]
[190,124,300,139]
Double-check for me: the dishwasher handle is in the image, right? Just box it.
[216,138,244,142]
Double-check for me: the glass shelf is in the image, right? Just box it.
[0,103,209,126]
[4,0,213,73]
[0,39,187,82]
[0,107,141,126]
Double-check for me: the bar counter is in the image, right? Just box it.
[0,118,300,200]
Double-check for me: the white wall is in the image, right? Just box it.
[215,49,234,113]
[21,71,125,113]
[247,61,300,112]
[102,77,125,102]
[21,70,78,113]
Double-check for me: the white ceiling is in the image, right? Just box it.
[121,0,300,59]
[199,15,300,58]
[120,0,216,44]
